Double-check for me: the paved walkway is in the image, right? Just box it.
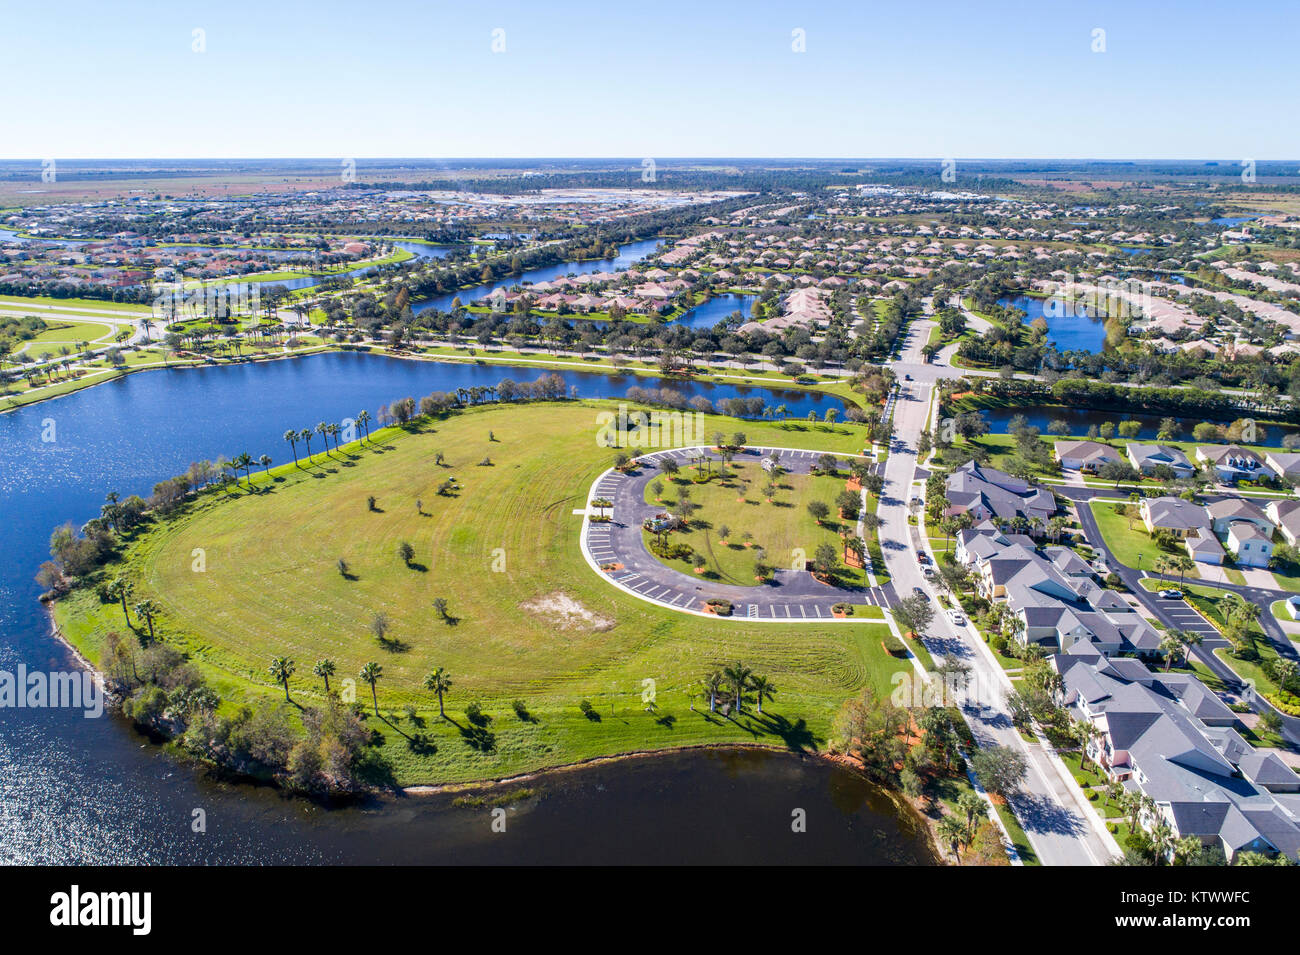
[579,445,891,620]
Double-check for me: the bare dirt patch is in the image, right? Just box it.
[520,591,614,632]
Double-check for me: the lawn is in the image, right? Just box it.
[1087,500,1200,579]
[55,400,904,786]
[645,462,868,587]
[14,319,115,354]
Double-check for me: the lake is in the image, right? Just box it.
[997,294,1108,353]
[674,293,758,330]
[413,239,663,314]
[0,352,913,865]
[976,404,1300,445]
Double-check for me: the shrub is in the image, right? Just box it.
[832,602,852,615]
[706,598,733,616]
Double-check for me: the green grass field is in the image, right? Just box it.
[13,319,116,354]
[646,463,868,587]
[1087,500,1201,579]
[56,401,902,786]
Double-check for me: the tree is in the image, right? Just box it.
[1074,718,1103,773]
[370,612,391,643]
[133,599,159,642]
[956,791,989,842]
[892,593,935,638]
[284,429,300,465]
[433,596,450,622]
[107,575,133,622]
[359,662,383,715]
[268,656,296,701]
[313,658,336,693]
[424,667,453,719]
[937,814,968,863]
[398,541,415,565]
[723,661,753,714]
[970,745,1028,798]
[807,500,830,524]
[812,542,838,579]
[703,670,724,712]
[750,674,776,715]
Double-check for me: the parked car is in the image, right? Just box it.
[922,566,935,578]
[1159,589,1183,600]
[948,610,965,626]
[912,586,928,599]
[917,552,930,565]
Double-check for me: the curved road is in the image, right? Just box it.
[581,445,891,619]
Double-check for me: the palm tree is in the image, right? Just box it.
[284,429,300,466]
[258,454,272,478]
[316,422,330,457]
[703,671,723,712]
[956,791,988,841]
[268,656,295,701]
[108,576,133,622]
[327,422,341,452]
[300,428,314,462]
[133,599,158,641]
[1074,719,1103,773]
[424,667,453,718]
[359,661,383,715]
[357,409,372,442]
[232,452,253,489]
[1150,822,1176,864]
[937,814,968,863]
[723,661,753,714]
[750,674,776,715]
[313,658,336,693]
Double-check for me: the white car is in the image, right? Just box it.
[948,609,965,626]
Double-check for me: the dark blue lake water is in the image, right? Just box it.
[997,295,1108,354]
[978,404,1300,445]
[413,239,663,314]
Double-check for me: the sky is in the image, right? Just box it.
[2,0,1296,160]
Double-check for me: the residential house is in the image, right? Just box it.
[1265,451,1300,483]
[1140,496,1210,538]
[1266,499,1300,546]
[1206,498,1274,537]
[1226,522,1274,568]
[1196,445,1272,484]
[943,460,1056,526]
[1055,440,1124,472]
[1184,527,1225,565]
[1055,646,1300,863]
[1126,443,1195,479]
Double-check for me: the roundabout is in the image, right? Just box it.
[580,445,895,620]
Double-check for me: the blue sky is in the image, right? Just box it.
[4,0,1297,159]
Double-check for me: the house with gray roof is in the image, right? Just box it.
[1055,439,1124,472]
[1055,647,1300,862]
[943,460,1055,526]
[1196,444,1273,484]
[1266,498,1300,546]
[1206,497,1274,536]
[1126,442,1195,478]
[1140,496,1210,538]
[1226,521,1274,568]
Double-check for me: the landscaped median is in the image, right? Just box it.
[49,400,910,790]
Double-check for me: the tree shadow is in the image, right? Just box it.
[377,636,411,653]
[407,562,429,573]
